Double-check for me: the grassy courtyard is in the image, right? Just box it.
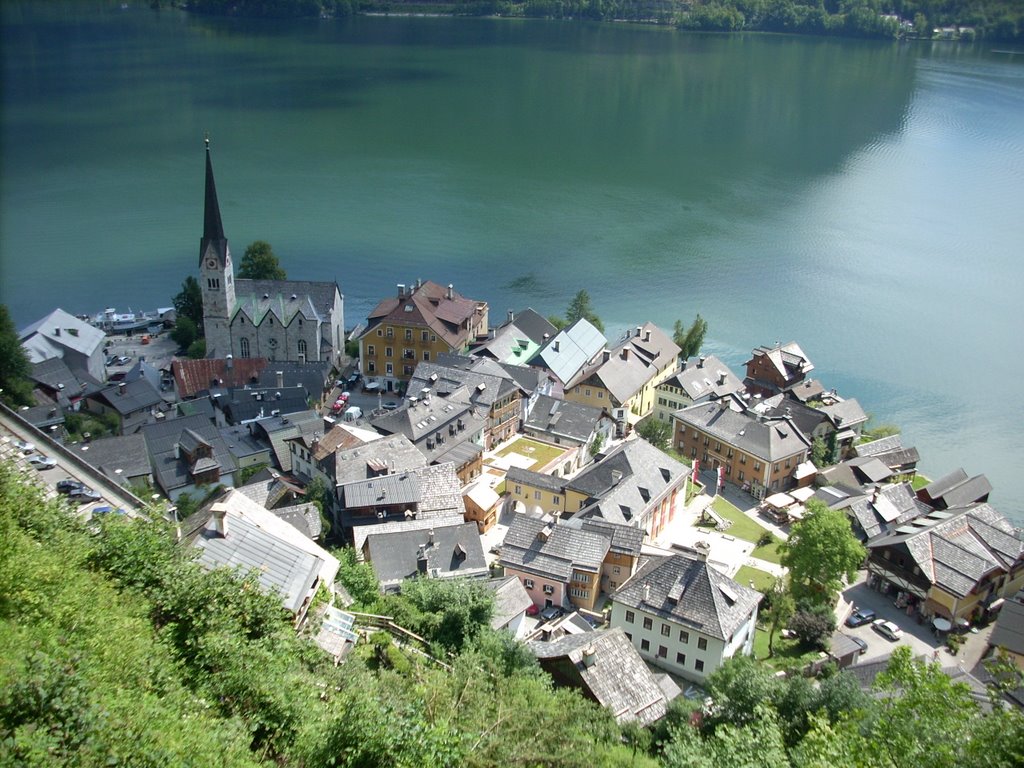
[734,565,777,594]
[494,437,565,470]
[701,497,785,565]
[752,627,820,670]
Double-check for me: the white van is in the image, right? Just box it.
[343,407,362,422]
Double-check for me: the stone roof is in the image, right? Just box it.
[408,360,518,412]
[365,521,488,589]
[569,439,689,528]
[844,482,930,540]
[529,627,670,726]
[674,402,811,463]
[90,378,163,417]
[220,385,310,424]
[182,490,339,616]
[661,355,744,402]
[498,308,557,345]
[921,469,992,509]
[485,576,534,631]
[142,413,235,494]
[574,323,680,404]
[256,361,331,396]
[30,356,103,402]
[73,434,152,482]
[332,434,426,487]
[854,434,904,457]
[234,278,339,325]
[250,410,322,472]
[20,308,106,362]
[172,357,268,399]
[530,318,607,387]
[868,503,1024,598]
[499,514,611,582]
[369,392,486,466]
[525,394,605,444]
[573,517,644,557]
[611,553,762,641]
[505,465,566,495]
[989,595,1024,657]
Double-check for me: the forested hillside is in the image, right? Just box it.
[2,460,1023,766]
[183,0,1024,41]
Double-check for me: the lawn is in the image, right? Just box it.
[705,497,785,564]
[752,627,820,670]
[734,565,777,594]
[494,437,565,470]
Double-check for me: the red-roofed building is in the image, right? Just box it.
[172,357,268,399]
[358,280,488,391]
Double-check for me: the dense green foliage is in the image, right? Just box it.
[549,288,605,333]
[0,305,34,408]
[185,0,1023,41]
[4,461,1021,766]
[238,240,288,281]
[779,498,866,605]
[636,416,673,451]
[673,314,708,360]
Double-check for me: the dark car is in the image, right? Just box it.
[67,485,102,503]
[56,478,81,494]
[849,635,868,654]
[845,608,877,628]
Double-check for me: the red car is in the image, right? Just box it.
[331,399,345,414]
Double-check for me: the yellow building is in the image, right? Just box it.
[359,281,488,392]
[564,322,679,425]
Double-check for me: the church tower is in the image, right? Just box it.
[199,138,235,358]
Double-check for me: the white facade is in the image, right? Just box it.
[608,599,758,684]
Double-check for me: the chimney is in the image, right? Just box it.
[582,646,597,668]
[507,309,514,324]
[611,469,623,485]
[417,546,428,574]
[226,354,233,370]
[118,381,126,396]
[211,503,229,538]
[552,340,560,352]
[447,283,454,300]
[276,371,284,389]
[698,356,706,368]
[427,528,435,546]
[602,350,611,363]
[644,330,651,342]
[397,283,405,297]
[643,583,651,603]
[620,348,630,361]
[543,333,550,342]
[538,524,553,542]
[54,327,60,336]
[718,372,727,385]
[692,540,711,562]
[635,326,642,338]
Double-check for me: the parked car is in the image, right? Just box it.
[382,401,399,411]
[347,372,361,386]
[331,398,346,414]
[27,454,58,470]
[56,478,81,494]
[67,485,102,503]
[540,606,563,622]
[872,619,903,642]
[12,439,36,454]
[845,608,877,628]
[92,505,126,516]
[338,392,350,403]
[848,635,868,654]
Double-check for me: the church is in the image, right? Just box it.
[198,140,344,365]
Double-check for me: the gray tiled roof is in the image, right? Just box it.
[569,439,689,528]
[189,512,321,615]
[525,395,604,444]
[610,553,762,641]
[344,471,423,508]
[505,466,566,494]
[408,360,517,412]
[486,576,534,630]
[989,598,1024,657]
[221,386,311,424]
[674,402,811,462]
[234,278,339,324]
[819,397,868,428]
[499,514,610,581]
[91,378,163,417]
[20,308,106,360]
[854,434,903,457]
[30,356,103,401]
[73,434,151,482]
[499,308,557,345]
[574,518,644,557]
[869,503,1024,598]
[529,627,669,726]
[575,323,679,404]
[251,410,322,472]
[270,502,323,541]
[365,521,488,588]
[332,435,426,487]
[142,413,235,494]
[661,355,744,402]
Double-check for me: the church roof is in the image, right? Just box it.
[199,140,229,268]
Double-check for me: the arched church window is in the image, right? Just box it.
[298,340,307,356]
[240,338,250,358]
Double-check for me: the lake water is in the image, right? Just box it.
[2,4,1023,521]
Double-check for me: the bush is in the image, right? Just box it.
[789,608,835,650]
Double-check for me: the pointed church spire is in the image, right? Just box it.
[200,135,229,267]
[203,135,225,242]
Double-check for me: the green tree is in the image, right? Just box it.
[762,576,795,658]
[238,240,287,280]
[187,338,207,359]
[811,435,830,467]
[173,275,204,329]
[635,416,672,451]
[0,304,35,407]
[673,314,708,360]
[779,499,865,605]
[386,577,494,653]
[703,655,782,731]
[589,432,605,458]
[563,289,604,332]
[336,546,382,609]
[170,315,199,351]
